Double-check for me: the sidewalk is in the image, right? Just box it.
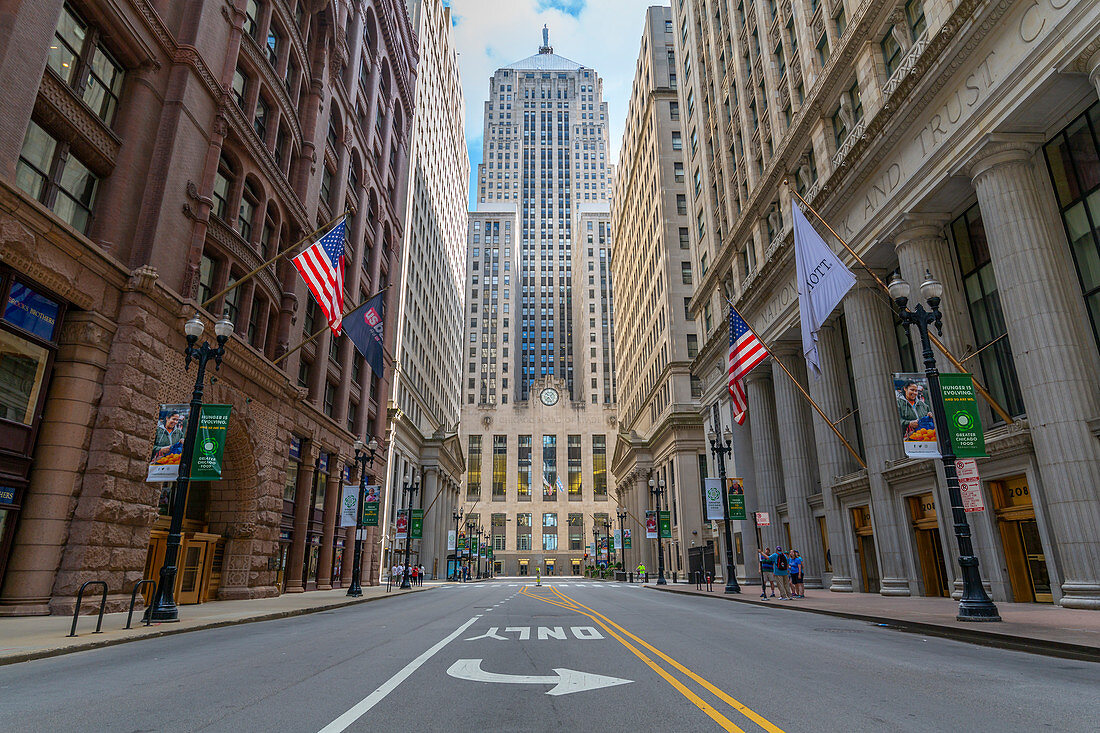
[648,583,1100,662]
[0,583,431,666]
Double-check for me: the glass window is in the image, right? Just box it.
[16,121,98,234]
[213,155,233,220]
[466,435,482,499]
[232,67,248,109]
[592,435,606,498]
[905,0,926,40]
[948,204,1026,420]
[542,434,557,500]
[882,31,902,77]
[517,512,532,527]
[49,6,86,85]
[239,181,258,241]
[543,512,557,527]
[254,97,269,141]
[492,435,507,499]
[244,0,260,38]
[267,28,280,66]
[518,434,532,497]
[543,534,558,550]
[567,435,582,496]
[14,122,56,201]
[0,328,50,424]
[84,45,124,125]
[681,261,692,284]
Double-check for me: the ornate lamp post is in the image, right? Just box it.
[602,517,614,566]
[149,312,233,621]
[451,511,462,581]
[347,436,380,597]
[888,270,1001,622]
[648,476,667,585]
[465,519,476,580]
[592,526,600,571]
[708,425,741,594]
[399,469,420,589]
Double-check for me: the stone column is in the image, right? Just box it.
[892,216,974,372]
[771,346,823,588]
[969,140,1100,609]
[807,323,858,591]
[636,472,655,571]
[843,274,911,596]
[746,368,784,550]
[730,416,760,586]
[284,443,316,592]
[421,466,440,578]
[0,312,115,615]
[316,455,343,590]
[1088,50,1100,101]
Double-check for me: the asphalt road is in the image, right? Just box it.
[1,580,1096,732]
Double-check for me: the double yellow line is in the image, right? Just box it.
[518,586,785,733]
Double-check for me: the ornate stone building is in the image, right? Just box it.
[610,6,708,580]
[0,0,415,615]
[671,0,1100,608]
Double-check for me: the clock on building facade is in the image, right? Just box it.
[540,388,559,406]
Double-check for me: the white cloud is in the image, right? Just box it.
[446,0,656,207]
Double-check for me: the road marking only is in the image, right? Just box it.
[316,616,478,733]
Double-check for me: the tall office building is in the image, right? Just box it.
[609,6,705,580]
[385,0,469,580]
[458,31,619,578]
[476,26,611,401]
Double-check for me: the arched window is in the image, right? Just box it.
[239,180,259,241]
[212,154,236,220]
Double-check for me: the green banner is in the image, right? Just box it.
[939,373,987,457]
[624,529,632,549]
[410,509,423,539]
[726,478,747,521]
[190,404,231,480]
[362,498,379,527]
[658,510,672,539]
[472,536,479,554]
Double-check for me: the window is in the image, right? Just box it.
[320,165,334,207]
[592,435,606,498]
[244,0,260,38]
[567,435,582,497]
[542,534,558,551]
[948,204,1025,420]
[48,5,125,125]
[816,33,830,66]
[197,255,216,305]
[835,6,848,38]
[882,30,902,77]
[239,181,258,241]
[517,512,532,527]
[905,0,926,40]
[674,162,685,183]
[212,155,234,220]
[323,381,335,416]
[467,435,482,499]
[15,121,99,234]
[232,67,248,109]
[542,435,557,500]
[518,434,532,497]
[681,261,693,285]
[266,27,281,67]
[518,534,532,551]
[679,227,690,248]
[691,375,703,399]
[669,101,680,120]
[254,97,269,140]
[672,131,682,150]
[677,194,687,215]
[543,512,557,527]
[687,333,699,358]
[1045,102,1100,351]
[568,513,584,549]
[492,435,507,499]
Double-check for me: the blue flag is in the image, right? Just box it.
[343,291,386,376]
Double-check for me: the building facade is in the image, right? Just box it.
[671,0,1100,608]
[384,0,468,581]
[0,0,415,615]
[610,6,708,580]
[459,33,620,576]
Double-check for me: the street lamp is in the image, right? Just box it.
[708,425,741,594]
[451,510,462,581]
[465,519,476,581]
[616,508,628,572]
[348,436,380,597]
[149,311,233,621]
[889,270,1001,622]
[648,476,667,585]
[592,526,601,572]
[602,517,613,566]
[476,526,486,579]
[399,469,420,589]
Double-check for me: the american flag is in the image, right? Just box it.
[729,306,768,425]
[293,219,346,335]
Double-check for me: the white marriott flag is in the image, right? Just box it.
[792,201,856,376]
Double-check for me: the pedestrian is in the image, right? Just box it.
[789,550,805,598]
[770,546,793,600]
[410,564,419,586]
[758,548,774,599]
[418,564,426,586]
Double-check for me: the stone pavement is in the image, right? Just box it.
[0,583,435,666]
[648,583,1100,662]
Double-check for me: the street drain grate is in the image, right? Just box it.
[814,628,861,633]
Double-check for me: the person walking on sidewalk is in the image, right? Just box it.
[789,550,805,598]
[770,546,793,600]
[418,564,426,586]
[758,548,775,599]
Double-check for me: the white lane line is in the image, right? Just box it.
[317,616,479,733]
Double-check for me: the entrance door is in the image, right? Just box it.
[851,506,880,594]
[908,493,950,597]
[518,560,528,576]
[571,559,581,575]
[545,560,555,575]
[178,540,208,605]
[993,475,1052,603]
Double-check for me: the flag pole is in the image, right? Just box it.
[786,183,1015,425]
[728,299,867,470]
[273,284,391,366]
[200,210,348,310]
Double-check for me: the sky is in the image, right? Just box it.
[444,0,659,209]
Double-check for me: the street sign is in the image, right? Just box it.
[726,478,746,521]
[410,509,424,539]
[956,458,985,512]
[755,512,770,527]
[446,659,631,696]
[941,374,987,457]
[658,510,672,539]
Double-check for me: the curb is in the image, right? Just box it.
[0,586,428,667]
[645,585,1100,663]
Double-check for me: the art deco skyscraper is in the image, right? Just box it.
[476,26,612,401]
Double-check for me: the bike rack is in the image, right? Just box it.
[125,580,157,629]
[67,580,108,637]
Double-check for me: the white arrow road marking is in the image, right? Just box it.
[446,659,632,696]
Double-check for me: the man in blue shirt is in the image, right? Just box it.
[758,548,774,599]
[769,546,793,600]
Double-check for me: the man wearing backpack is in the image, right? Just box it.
[769,545,793,600]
